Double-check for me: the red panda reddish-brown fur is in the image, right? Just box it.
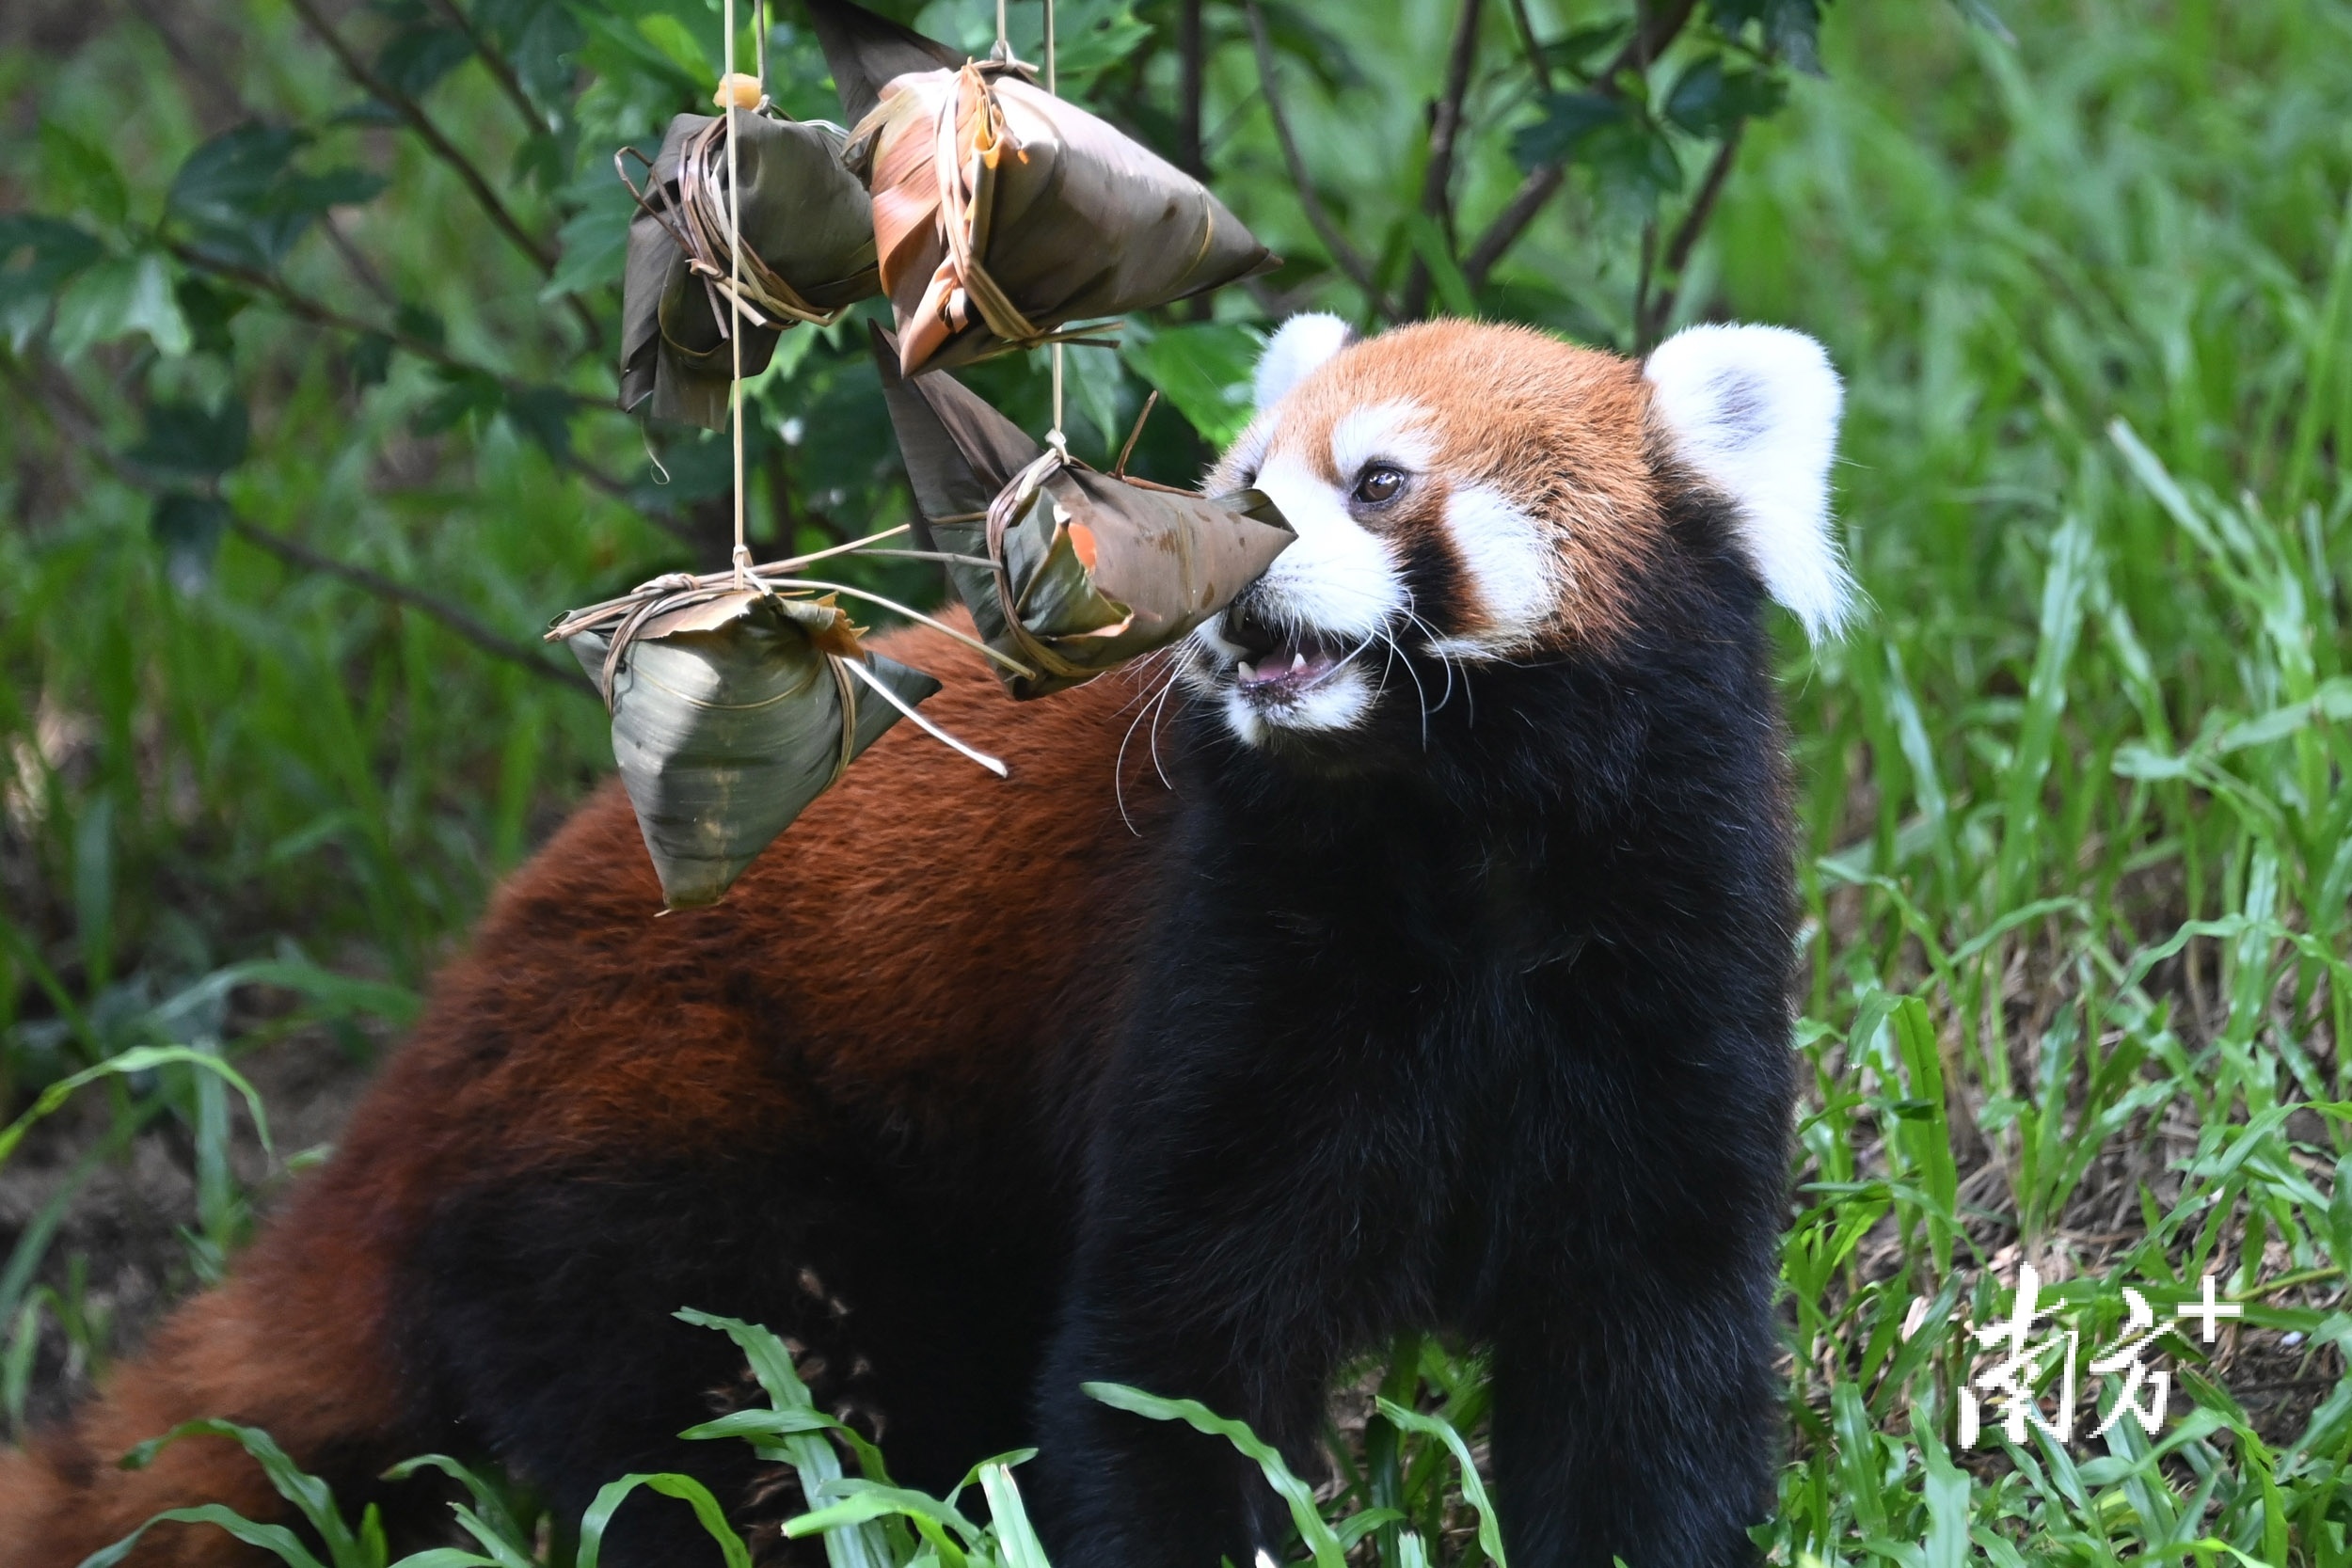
[4,316,1842,1568]
[0,621,1165,1568]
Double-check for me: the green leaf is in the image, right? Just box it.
[1081,1382,1346,1568]
[503,385,575,462]
[1120,321,1263,451]
[167,124,386,270]
[1706,0,1827,73]
[49,252,191,359]
[1509,91,1628,172]
[0,214,104,350]
[375,24,475,101]
[0,1045,272,1168]
[577,1472,752,1568]
[1662,56,1787,138]
[130,399,251,479]
[40,122,130,230]
[75,1503,326,1568]
[1581,120,1684,215]
[476,0,583,108]
[115,1419,353,1561]
[781,1481,979,1543]
[380,1453,533,1564]
[1406,216,1478,318]
[976,1463,1052,1568]
[680,1407,847,1443]
[632,13,716,85]
[151,493,231,592]
[1372,1399,1506,1568]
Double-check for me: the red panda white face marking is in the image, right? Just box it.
[1186,314,1849,753]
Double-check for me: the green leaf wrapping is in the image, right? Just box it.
[872,327,1293,700]
[846,43,1276,377]
[567,594,937,909]
[618,111,879,432]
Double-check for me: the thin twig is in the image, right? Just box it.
[1638,124,1743,351]
[281,0,551,273]
[1242,0,1389,317]
[162,243,635,504]
[1177,0,1211,320]
[1178,0,1206,178]
[1506,0,1553,92]
[6,356,592,694]
[279,0,603,352]
[420,0,548,135]
[1399,0,1486,319]
[125,0,246,130]
[1460,0,1699,293]
[320,220,401,309]
[224,515,594,692]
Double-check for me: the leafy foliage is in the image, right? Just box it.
[5,0,2352,1563]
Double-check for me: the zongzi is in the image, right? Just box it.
[553,581,936,908]
[619,108,880,431]
[840,46,1276,377]
[872,325,1294,699]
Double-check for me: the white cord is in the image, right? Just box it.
[724,0,748,585]
[837,657,1009,776]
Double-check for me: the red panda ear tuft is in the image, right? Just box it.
[1645,324,1854,641]
[1252,313,1356,413]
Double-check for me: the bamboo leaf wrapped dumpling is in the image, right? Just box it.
[820,3,1276,378]
[552,582,936,908]
[618,108,881,431]
[872,325,1293,700]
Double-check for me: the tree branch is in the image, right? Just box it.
[1638,124,1743,351]
[1506,0,1554,92]
[1242,1,1390,319]
[283,0,548,269]
[1178,0,1205,178]
[7,356,593,695]
[421,0,548,136]
[279,0,603,352]
[221,514,593,693]
[1399,0,1486,319]
[1461,0,1700,293]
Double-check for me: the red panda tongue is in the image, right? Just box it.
[1239,640,1338,689]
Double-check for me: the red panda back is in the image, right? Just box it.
[353,617,1172,1190]
[0,619,1176,1568]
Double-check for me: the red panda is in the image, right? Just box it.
[0,315,1850,1568]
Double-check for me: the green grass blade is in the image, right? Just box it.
[75,1505,328,1568]
[576,1472,752,1568]
[1082,1382,1343,1568]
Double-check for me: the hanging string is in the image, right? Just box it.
[723,0,751,584]
[1044,0,1067,456]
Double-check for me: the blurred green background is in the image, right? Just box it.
[4,0,2351,1562]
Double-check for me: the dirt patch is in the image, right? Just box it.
[0,1028,379,1435]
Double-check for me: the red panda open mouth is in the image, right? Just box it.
[1231,633,1344,701]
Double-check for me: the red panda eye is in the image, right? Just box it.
[1353,466,1405,505]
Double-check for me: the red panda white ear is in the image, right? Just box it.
[1253,313,1355,411]
[1645,324,1853,641]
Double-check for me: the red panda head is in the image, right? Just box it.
[1184,315,1850,754]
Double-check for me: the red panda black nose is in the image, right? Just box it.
[1220,593,1286,659]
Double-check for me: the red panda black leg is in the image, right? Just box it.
[1483,1262,1780,1568]
[1026,1075,1392,1568]
[398,1154,1056,1567]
